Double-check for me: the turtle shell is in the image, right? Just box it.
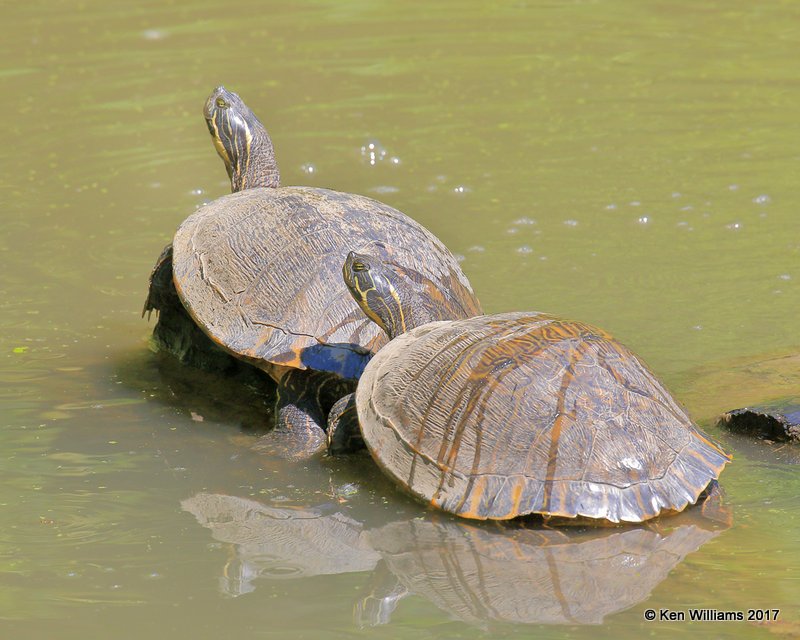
[356,311,731,523]
[171,186,481,380]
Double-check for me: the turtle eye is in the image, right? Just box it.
[216,97,229,109]
[352,261,368,272]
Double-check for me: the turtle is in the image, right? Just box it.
[328,251,731,523]
[143,86,482,460]
[718,400,800,442]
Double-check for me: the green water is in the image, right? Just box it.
[2,1,799,637]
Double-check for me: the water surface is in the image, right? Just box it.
[2,1,799,638]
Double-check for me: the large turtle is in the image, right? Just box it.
[144,87,481,459]
[330,251,731,523]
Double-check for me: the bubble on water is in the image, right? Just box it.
[725,222,743,230]
[454,253,465,263]
[300,163,316,175]
[539,255,548,261]
[514,217,536,225]
[507,227,519,235]
[564,219,579,227]
[778,274,791,281]
[190,188,204,196]
[671,192,682,199]
[360,140,388,166]
[517,245,533,255]
[637,216,650,224]
[142,29,167,41]
[753,194,771,204]
[369,185,399,194]
[467,245,486,253]
[692,325,703,331]
[389,156,401,165]
[605,203,617,210]
[452,185,470,195]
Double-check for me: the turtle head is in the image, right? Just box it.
[203,86,280,192]
[343,251,410,340]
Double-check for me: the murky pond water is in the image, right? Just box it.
[2,1,799,637]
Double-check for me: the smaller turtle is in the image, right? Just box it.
[329,252,731,523]
[718,401,800,442]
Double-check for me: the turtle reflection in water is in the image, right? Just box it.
[144,86,480,460]
[329,252,731,523]
[180,493,379,597]
[358,496,729,627]
[181,490,729,626]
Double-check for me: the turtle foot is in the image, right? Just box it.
[251,421,327,461]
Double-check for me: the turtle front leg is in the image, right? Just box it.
[252,370,354,461]
[327,393,366,455]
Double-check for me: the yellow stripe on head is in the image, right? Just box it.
[343,251,410,339]
[208,114,232,172]
[387,283,406,334]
